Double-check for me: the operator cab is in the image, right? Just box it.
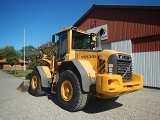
[52,27,96,61]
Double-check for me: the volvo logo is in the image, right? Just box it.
[81,55,96,59]
[118,55,131,60]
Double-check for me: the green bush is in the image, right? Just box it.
[25,73,31,80]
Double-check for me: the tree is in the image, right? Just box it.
[0,48,4,60]
[28,41,57,69]
[18,45,36,61]
[0,46,19,73]
[0,46,18,59]
[6,56,19,74]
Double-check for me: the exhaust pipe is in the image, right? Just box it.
[95,28,105,50]
[17,80,30,93]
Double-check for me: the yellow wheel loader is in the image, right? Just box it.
[17,26,143,112]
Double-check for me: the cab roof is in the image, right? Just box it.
[55,26,91,35]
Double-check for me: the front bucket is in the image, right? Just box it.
[17,80,30,93]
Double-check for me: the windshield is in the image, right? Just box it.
[72,30,94,50]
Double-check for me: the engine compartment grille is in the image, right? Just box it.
[117,60,132,82]
[98,59,105,73]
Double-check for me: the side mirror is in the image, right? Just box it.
[52,35,55,43]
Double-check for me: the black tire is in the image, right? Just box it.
[29,70,46,96]
[56,70,88,112]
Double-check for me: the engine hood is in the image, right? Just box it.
[98,49,129,58]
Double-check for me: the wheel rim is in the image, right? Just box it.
[61,80,73,101]
[31,76,38,90]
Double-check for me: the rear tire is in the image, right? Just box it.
[29,70,46,96]
[56,70,88,112]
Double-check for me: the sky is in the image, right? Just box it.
[0,0,160,50]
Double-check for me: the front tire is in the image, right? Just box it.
[29,70,46,96]
[56,70,88,112]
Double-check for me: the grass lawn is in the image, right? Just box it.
[3,69,33,78]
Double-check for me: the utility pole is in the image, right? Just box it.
[24,29,26,71]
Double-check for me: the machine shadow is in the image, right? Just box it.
[47,94,59,106]
[82,97,123,114]
[47,94,123,113]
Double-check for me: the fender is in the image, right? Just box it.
[36,66,52,87]
[57,60,96,92]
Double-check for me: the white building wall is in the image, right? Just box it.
[101,43,111,50]
[132,51,160,88]
[111,40,132,54]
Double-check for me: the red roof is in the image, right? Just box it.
[0,58,6,63]
[0,58,28,63]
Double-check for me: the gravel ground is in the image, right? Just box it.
[0,70,160,120]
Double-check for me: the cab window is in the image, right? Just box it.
[72,30,93,49]
[56,31,67,61]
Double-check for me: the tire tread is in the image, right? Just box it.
[57,70,88,112]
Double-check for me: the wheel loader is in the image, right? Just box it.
[17,26,143,112]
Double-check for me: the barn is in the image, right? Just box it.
[73,4,160,88]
